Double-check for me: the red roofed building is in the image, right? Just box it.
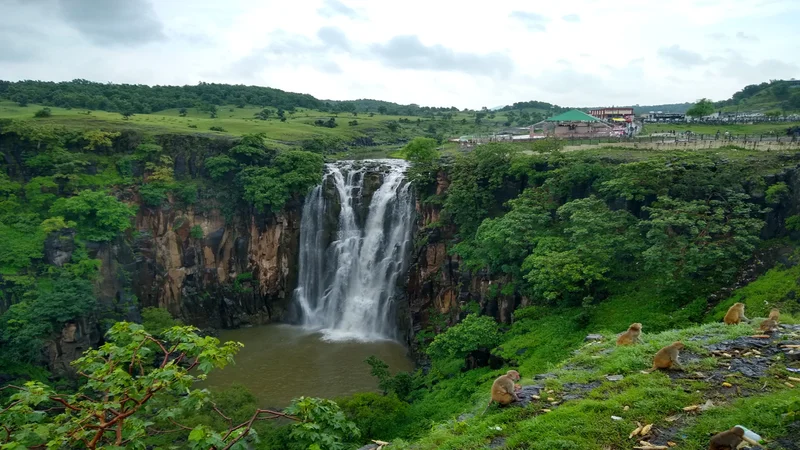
[588,107,634,121]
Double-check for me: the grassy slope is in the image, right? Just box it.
[0,101,515,145]
[643,121,800,136]
[389,257,800,449]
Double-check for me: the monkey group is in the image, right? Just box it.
[723,303,781,334]
[482,305,783,447]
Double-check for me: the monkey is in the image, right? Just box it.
[708,426,744,450]
[723,303,748,325]
[616,322,643,346]
[482,370,521,414]
[759,318,778,333]
[644,341,684,373]
[768,308,780,322]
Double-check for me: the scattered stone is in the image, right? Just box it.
[585,334,604,342]
[533,373,556,380]
[356,445,378,450]
[488,437,506,449]
[729,357,768,378]
[611,415,623,421]
[606,374,624,382]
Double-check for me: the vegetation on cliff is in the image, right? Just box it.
[0,126,322,372]
[354,140,800,448]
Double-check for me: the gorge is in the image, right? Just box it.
[204,159,417,404]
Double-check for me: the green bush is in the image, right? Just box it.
[765,182,790,204]
[33,107,52,118]
[139,183,169,207]
[140,307,182,336]
[337,393,410,441]
[426,314,501,362]
[190,225,203,239]
[173,183,198,205]
[49,190,134,242]
[283,397,361,450]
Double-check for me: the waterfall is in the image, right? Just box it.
[293,159,414,341]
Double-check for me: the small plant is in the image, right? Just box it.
[190,225,203,239]
[209,126,226,132]
[188,124,197,128]
[766,182,790,204]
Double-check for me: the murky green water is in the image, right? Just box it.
[200,324,413,407]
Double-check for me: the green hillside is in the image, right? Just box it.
[717,79,800,113]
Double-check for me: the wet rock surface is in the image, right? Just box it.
[488,437,506,448]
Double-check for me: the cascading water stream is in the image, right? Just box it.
[293,159,414,341]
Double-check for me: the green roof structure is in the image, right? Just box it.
[544,109,602,122]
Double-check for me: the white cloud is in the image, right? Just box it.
[0,0,798,108]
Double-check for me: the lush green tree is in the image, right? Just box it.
[0,213,46,277]
[686,98,715,118]
[521,197,640,305]
[426,314,501,362]
[0,323,360,450]
[237,151,323,212]
[641,192,763,290]
[49,190,135,241]
[204,155,239,181]
[403,137,440,186]
[386,121,400,133]
[0,276,95,362]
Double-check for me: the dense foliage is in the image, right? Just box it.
[438,145,771,309]
[0,79,321,114]
[0,323,360,449]
[0,126,322,370]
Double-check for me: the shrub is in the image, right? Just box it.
[426,314,501,361]
[337,392,410,440]
[139,183,169,207]
[766,182,790,204]
[174,183,198,205]
[190,225,203,239]
[49,190,135,242]
[33,107,52,118]
[209,126,226,132]
[140,307,181,336]
[283,397,361,450]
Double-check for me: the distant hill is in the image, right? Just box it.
[716,79,800,113]
[325,99,460,116]
[0,79,322,114]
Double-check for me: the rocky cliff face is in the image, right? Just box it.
[404,172,522,350]
[131,200,301,329]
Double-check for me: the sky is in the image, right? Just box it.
[0,0,798,109]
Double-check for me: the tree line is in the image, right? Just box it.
[0,79,322,115]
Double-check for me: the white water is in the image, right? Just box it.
[293,159,414,342]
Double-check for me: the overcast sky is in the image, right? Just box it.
[1,0,798,109]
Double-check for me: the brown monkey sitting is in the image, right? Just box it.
[616,323,643,346]
[708,426,744,450]
[723,303,748,325]
[644,341,684,373]
[482,370,521,413]
[759,318,778,333]
[769,308,780,322]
